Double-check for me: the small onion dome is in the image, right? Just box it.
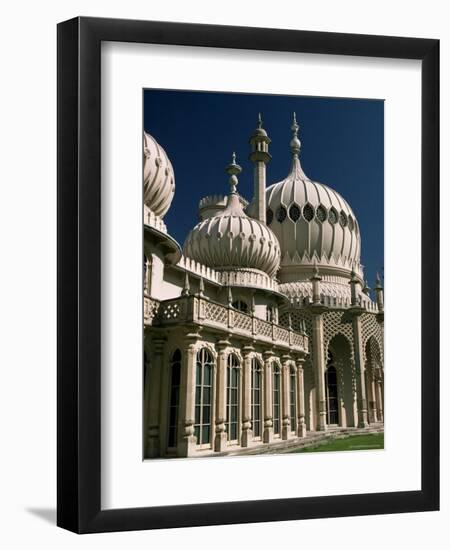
[265,114,362,279]
[183,153,281,278]
[143,131,175,218]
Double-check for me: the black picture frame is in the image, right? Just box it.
[57,16,439,534]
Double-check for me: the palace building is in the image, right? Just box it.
[143,114,384,458]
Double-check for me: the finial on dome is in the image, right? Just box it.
[225,152,242,194]
[257,112,263,129]
[290,112,301,157]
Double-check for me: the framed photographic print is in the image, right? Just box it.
[57,17,439,533]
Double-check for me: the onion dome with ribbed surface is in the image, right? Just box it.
[265,114,362,282]
[143,131,175,218]
[183,154,281,278]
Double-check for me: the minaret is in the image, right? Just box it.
[249,113,271,223]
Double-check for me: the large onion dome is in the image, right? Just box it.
[265,114,362,283]
[143,131,175,218]
[183,154,281,278]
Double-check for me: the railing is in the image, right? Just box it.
[289,294,379,313]
[149,295,308,353]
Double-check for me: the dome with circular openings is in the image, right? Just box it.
[183,154,280,279]
[265,114,362,283]
[143,131,175,218]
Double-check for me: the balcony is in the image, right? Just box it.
[144,295,308,354]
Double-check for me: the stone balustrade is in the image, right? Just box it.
[145,294,308,354]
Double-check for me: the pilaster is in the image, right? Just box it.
[214,340,229,452]
[263,351,274,443]
[376,371,384,422]
[241,346,254,447]
[296,356,307,437]
[146,337,165,457]
[311,312,327,431]
[351,312,369,428]
[281,356,291,440]
[177,333,199,457]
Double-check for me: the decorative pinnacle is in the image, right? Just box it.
[290,112,301,156]
[182,272,190,296]
[363,279,371,295]
[225,152,242,194]
[257,112,263,129]
[310,260,322,281]
[375,272,383,290]
[350,267,358,283]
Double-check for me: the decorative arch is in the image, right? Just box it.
[327,333,356,427]
[364,335,384,424]
[192,340,218,362]
[361,313,384,363]
[226,348,243,365]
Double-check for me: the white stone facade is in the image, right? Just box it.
[143,116,384,458]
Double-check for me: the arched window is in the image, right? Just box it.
[167,349,181,448]
[232,299,248,314]
[194,348,214,447]
[272,364,281,436]
[290,366,297,433]
[325,353,339,425]
[226,354,240,442]
[251,358,263,438]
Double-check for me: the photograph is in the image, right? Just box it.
[143,90,385,459]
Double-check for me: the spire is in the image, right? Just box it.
[374,272,384,312]
[225,152,242,194]
[363,279,371,296]
[257,112,263,129]
[290,112,301,156]
[375,272,383,290]
[288,113,307,179]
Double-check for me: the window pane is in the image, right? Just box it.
[202,425,210,443]
[204,365,211,385]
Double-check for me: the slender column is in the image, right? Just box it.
[281,357,291,440]
[311,313,327,431]
[296,357,307,437]
[352,315,369,428]
[376,372,384,422]
[367,365,378,423]
[214,341,229,452]
[241,346,254,447]
[146,338,165,457]
[177,341,197,457]
[263,352,274,443]
[143,256,151,295]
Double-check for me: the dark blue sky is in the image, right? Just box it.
[143,89,384,286]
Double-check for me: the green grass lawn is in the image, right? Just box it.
[288,433,384,454]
